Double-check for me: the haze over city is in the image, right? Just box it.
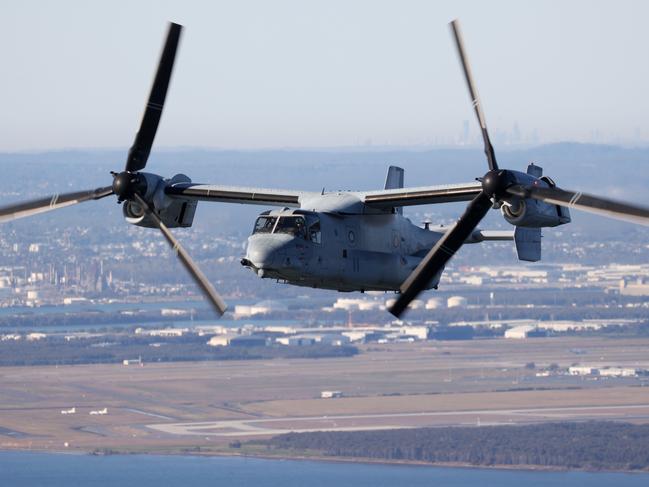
[2,0,649,151]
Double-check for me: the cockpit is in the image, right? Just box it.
[253,214,321,244]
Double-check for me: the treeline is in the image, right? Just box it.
[256,422,649,471]
[0,335,357,366]
[0,309,218,329]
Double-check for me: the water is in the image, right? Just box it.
[1,452,647,487]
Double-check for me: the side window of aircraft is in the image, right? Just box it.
[253,216,277,234]
[274,216,307,238]
[309,220,321,244]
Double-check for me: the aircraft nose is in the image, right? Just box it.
[246,235,292,269]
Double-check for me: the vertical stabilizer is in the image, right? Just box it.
[384,166,404,214]
[526,162,543,178]
[514,227,541,262]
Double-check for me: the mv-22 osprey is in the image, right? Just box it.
[2,21,649,318]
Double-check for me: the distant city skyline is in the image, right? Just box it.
[2,0,649,151]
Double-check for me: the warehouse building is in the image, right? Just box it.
[504,325,546,339]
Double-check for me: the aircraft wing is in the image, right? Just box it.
[165,183,317,207]
[361,182,483,208]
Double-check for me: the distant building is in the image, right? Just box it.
[1,334,21,341]
[599,367,637,377]
[385,298,397,310]
[207,335,238,347]
[321,390,343,399]
[431,325,474,341]
[310,333,350,346]
[234,300,288,317]
[122,357,142,366]
[209,334,269,347]
[504,325,546,339]
[568,366,637,377]
[425,298,443,309]
[342,330,369,343]
[161,308,190,316]
[264,325,296,335]
[26,332,46,341]
[333,298,381,311]
[399,326,430,340]
[196,325,228,336]
[619,279,649,296]
[229,335,269,347]
[447,296,468,308]
[459,276,483,286]
[569,366,596,376]
[276,335,316,346]
[536,321,603,332]
[136,328,186,337]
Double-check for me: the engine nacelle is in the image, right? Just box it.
[123,173,198,229]
[500,165,571,228]
[501,197,569,228]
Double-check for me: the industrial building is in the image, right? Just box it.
[135,328,187,337]
[233,299,289,317]
[321,390,343,399]
[207,334,268,347]
[619,278,649,296]
[569,366,639,377]
[504,325,546,339]
[447,296,468,308]
[332,298,382,311]
[122,357,142,366]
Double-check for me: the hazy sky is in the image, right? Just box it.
[2,0,649,151]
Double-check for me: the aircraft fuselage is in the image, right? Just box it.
[241,192,443,292]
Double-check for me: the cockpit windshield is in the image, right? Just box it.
[253,216,277,234]
[253,214,318,242]
[274,216,306,237]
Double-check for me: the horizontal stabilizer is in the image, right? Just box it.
[466,229,514,243]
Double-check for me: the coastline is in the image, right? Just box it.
[2,446,648,475]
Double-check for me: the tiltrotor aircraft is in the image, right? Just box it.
[2,21,649,318]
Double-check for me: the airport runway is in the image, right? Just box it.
[147,403,649,437]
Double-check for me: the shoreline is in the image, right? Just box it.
[2,447,648,475]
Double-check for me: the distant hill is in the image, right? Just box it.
[1,143,647,234]
[2,142,647,192]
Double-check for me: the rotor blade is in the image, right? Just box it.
[125,22,182,173]
[0,186,113,224]
[449,19,498,171]
[507,185,649,227]
[133,194,228,316]
[389,191,492,317]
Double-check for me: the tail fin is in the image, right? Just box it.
[510,163,543,261]
[384,166,404,214]
[514,227,541,262]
